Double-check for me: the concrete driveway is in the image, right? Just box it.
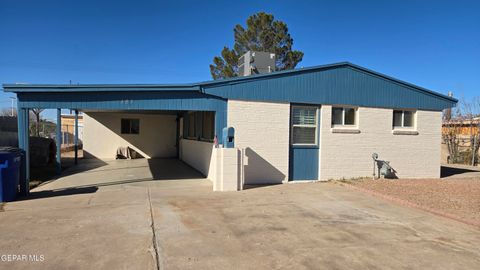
[1,160,479,269]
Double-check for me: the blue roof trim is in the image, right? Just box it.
[3,84,200,92]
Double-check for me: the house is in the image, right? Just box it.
[60,113,84,150]
[3,61,457,192]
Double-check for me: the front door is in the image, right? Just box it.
[289,105,320,180]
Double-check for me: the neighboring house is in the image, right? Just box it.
[3,62,457,187]
[60,113,84,146]
[443,118,480,136]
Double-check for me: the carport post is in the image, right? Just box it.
[17,107,30,195]
[24,108,30,191]
[56,108,62,174]
[74,110,79,165]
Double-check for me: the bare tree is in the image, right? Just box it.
[443,106,462,164]
[468,97,480,165]
[443,97,480,165]
[30,108,44,137]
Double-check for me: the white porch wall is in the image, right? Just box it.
[179,139,216,180]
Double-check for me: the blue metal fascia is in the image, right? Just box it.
[16,91,224,110]
[16,91,228,144]
[203,65,456,111]
[4,84,200,93]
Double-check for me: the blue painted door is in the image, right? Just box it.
[289,105,320,180]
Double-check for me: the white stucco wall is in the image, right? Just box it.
[227,99,290,184]
[83,112,177,159]
[179,139,216,180]
[319,105,442,179]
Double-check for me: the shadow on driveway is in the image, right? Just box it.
[17,186,99,201]
[441,165,480,178]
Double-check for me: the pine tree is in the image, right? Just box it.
[210,12,304,80]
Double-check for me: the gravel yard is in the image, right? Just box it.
[348,176,480,228]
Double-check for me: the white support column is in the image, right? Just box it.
[213,148,242,191]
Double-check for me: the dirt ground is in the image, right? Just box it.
[348,175,480,228]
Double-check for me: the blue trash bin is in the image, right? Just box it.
[0,147,22,202]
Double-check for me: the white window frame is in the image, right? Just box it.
[331,106,358,127]
[291,105,319,146]
[393,110,416,129]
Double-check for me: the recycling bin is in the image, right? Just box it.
[0,147,22,202]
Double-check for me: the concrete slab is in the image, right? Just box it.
[149,182,480,270]
[0,162,479,269]
[35,158,205,191]
[0,184,156,270]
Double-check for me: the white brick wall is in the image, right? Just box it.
[319,105,442,179]
[228,99,290,184]
[213,148,241,191]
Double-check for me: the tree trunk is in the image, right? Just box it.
[35,113,40,137]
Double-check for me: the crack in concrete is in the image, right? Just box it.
[147,186,162,270]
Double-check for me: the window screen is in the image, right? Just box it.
[403,111,414,127]
[291,106,317,145]
[393,110,403,127]
[332,108,343,125]
[344,108,356,125]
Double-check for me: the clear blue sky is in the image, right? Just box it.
[1,0,479,120]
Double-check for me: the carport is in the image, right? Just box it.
[3,84,227,194]
[34,158,207,192]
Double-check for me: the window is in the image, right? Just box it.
[186,112,196,138]
[291,106,318,145]
[332,107,357,126]
[393,110,415,128]
[201,112,215,141]
[183,111,215,141]
[121,119,139,134]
